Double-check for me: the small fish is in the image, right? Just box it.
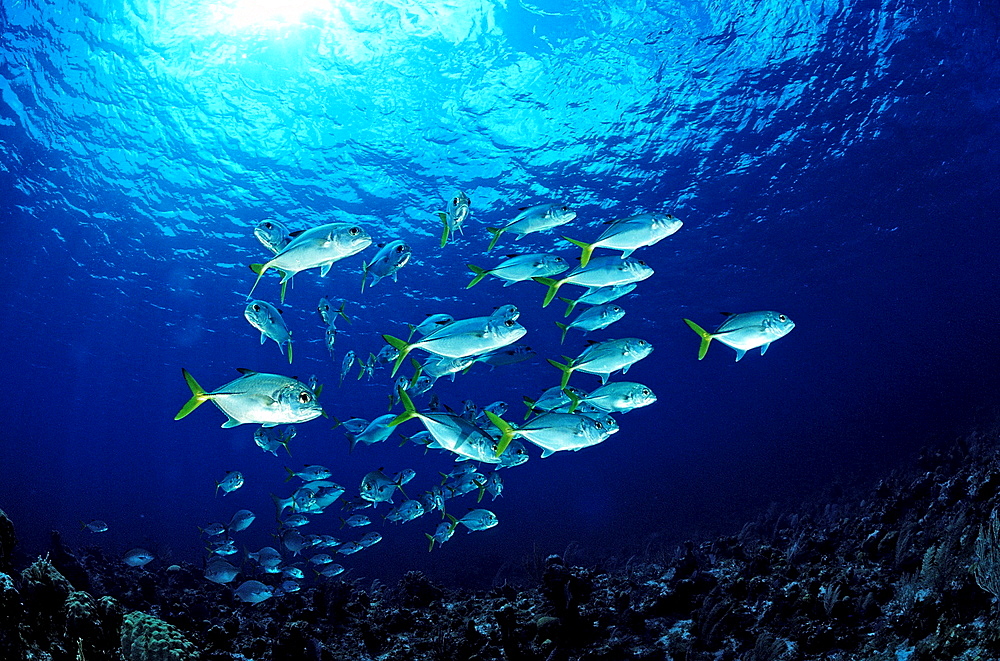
[560,283,637,317]
[282,528,309,556]
[228,509,256,532]
[361,240,412,291]
[247,546,283,568]
[421,355,475,381]
[308,554,335,565]
[344,414,397,451]
[444,472,486,498]
[359,469,405,506]
[284,465,332,483]
[390,389,501,464]
[318,297,350,327]
[535,256,653,308]
[319,564,345,578]
[337,541,365,555]
[204,560,240,585]
[244,300,293,363]
[555,304,625,344]
[497,440,530,469]
[248,222,372,303]
[484,472,503,500]
[683,312,795,361]
[332,417,370,434]
[80,519,108,533]
[215,471,244,497]
[340,351,356,386]
[325,326,338,361]
[254,219,292,254]
[199,522,226,537]
[393,468,417,485]
[175,368,323,428]
[358,531,383,547]
[486,203,577,252]
[420,485,447,518]
[210,539,239,556]
[547,337,654,387]
[254,425,295,456]
[568,382,657,414]
[407,313,455,340]
[279,580,301,594]
[357,353,377,381]
[523,385,587,418]
[281,566,305,580]
[562,212,683,267]
[451,509,498,531]
[341,515,372,528]
[488,411,611,457]
[234,580,274,604]
[386,500,425,523]
[439,191,471,247]
[123,548,154,567]
[281,513,310,528]
[426,520,455,551]
[467,253,569,288]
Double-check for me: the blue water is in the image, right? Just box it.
[1,0,998,587]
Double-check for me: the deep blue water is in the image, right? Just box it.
[1,0,998,588]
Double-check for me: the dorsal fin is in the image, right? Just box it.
[720,312,733,317]
[289,230,305,237]
[236,368,257,375]
[517,206,529,211]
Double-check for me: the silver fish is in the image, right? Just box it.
[535,256,653,307]
[228,509,256,532]
[555,303,625,344]
[358,531,382,547]
[390,389,501,464]
[386,500,425,523]
[359,469,404,506]
[361,240,412,291]
[285,465,332,482]
[345,413,397,451]
[215,471,244,496]
[254,425,295,456]
[318,297,349,327]
[254,219,291,254]
[340,350,356,386]
[466,253,569,288]
[683,311,795,361]
[248,222,372,303]
[488,411,611,457]
[451,509,498,531]
[406,313,455,340]
[123,548,154,567]
[569,382,656,414]
[486,203,577,252]
[548,337,653,387]
[562,212,683,266]
[426,520,455,551]
[244,300,293,363]
[234,580,274,604]
[175,368,323,428]
[560,283,637,317]
[81,520,108,533]
[438,191,471,247]
[204,560,240,585]
[474,345,535,370]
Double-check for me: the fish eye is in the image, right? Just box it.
[252,304,260,311]
[595,421,604,429]
[298,392,312,404]
[504,319,515,327]
[263,222,273,229]
[637,260,646,265]
[779,314,787,321]
[349,227,360,236]
[395,245,404,252]
[453,197,459,205]
[642,388,651,395]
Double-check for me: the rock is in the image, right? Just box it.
[121,610,200,661]
[0,509,16,574]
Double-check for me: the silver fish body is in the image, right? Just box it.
[549,338,653,387]
[175,368,323,428]
[362,240,412,290]
[467,253,569,288]
[684,311,795,361]
[487,203,577,251]
[245,300,292,362]
[254,219,291,254]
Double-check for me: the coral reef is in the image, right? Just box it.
[6,427,1000,660]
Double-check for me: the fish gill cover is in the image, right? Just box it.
[0,0,998,587]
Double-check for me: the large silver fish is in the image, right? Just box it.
[248,223,372,302]
[466,253,569,288]
[487,411,611,457]
[683,311,795,361]
[383,313,527,377]
[244,300,293,363]
[562,212,683,267]
[486,203,577,252]
[567,382,657,414]
[175,368,323,428]
[554,303,625,344]
[438,191,471,247]
[390,389,501,464]
[534,256,653,307]
[547,337,653,387]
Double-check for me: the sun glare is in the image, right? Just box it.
[211,0,333,29]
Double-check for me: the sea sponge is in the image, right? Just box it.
[120,611,200,661]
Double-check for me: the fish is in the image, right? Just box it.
[341,515,371,528]
[215,471,244,496]
[486,203,577,252]
[567,382,657,414]
[344,414,397,451]
[359,469,405,506]
[282,528,309,555]
[683,311,795,361]
[318,297,350,327]
[244,300,293,363]
[466,253,569,288]
[523,385,589,418]
[534,256,654,307]
[248,222,372,303]
[420,355,476,382]
[284,465,332,483]
[280,514,310,528]
[390,388,502,464]
[358,531,383,547]
[281,566,305,579]
[393,468,417,485]
[376,344,401,365]
[406,313,455,340]
[175,368,324,428]
[254,425,295,456]
[357,353,377,381]
[319,564,345,578]
[325,326,338,361]
[562,212,683,267]
[473,345,536,369]
[228,509,256,532]
[554,303,625,343]
[204,560,240,585]
[123,548,154,567]
[547,337,654,387]
[247,546,283,568]
[487,411,611,457]
[484,472,503,500]
[559,283,637,317]
[234,580,274,604]
[399,430,434,449]
[497,440,530,468]
[209,539,239,556]
[439,191,471,247]
[339,351,356,386]
[337,541,365,555]
[383,313,527,377]
[386,500,425,523]
[199,522,227,537]
[80,520,108,533]
[361,240,412,291]
[450,509,498,531]
[426,520,456,551]
[254,219,292,254]
[444,472,486,499]
[279,580,301,594]
[332,416,370,434]
[308,554,335,566]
